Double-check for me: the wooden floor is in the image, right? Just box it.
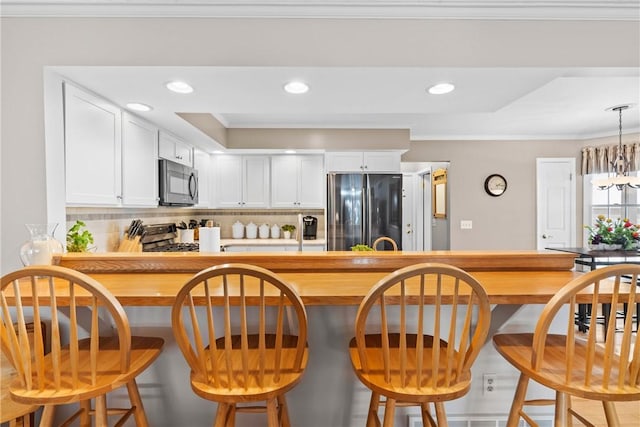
[571,398,639,427]
[570,306,639,426]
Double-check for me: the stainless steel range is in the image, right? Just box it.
[141,223,199,252]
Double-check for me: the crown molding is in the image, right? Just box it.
[1,1,638,20]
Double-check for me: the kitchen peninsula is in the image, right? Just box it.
[48,250,586,307]
[12,250,640,426]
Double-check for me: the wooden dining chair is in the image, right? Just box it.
[0,265,164,427]
[373,237,398,252]
[493,264,640,427]
[349,263,491,427]
[171,263,309,427]
[1,322,44,427]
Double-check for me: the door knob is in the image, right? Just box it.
[542,234,553,239]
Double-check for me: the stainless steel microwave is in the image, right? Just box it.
[159,159,198,206]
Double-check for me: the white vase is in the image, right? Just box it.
[283,230,291,240]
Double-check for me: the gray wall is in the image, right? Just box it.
[404,139,585,249]
[2,17,639,273]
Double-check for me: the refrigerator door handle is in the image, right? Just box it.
[328,174,336,251]
[365,177,372,246]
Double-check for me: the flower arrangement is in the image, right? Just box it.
[585,215,640,250]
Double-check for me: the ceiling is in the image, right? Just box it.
[14,1,640,152]
[52,66,640,151]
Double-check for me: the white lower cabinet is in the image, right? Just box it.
[223,244,325,252]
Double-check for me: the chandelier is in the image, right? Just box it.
[592,104,640,190]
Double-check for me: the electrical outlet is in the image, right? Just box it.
[483,373,496,394]
[460,220,473,229]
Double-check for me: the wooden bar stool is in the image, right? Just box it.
[1,265,164,427]
[493,264,640,426]
[373,237,398,251]
[171,263,309,427]
[348,263,491,426]
[1,350,40,427]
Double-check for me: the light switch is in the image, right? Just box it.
[460,220,473,229]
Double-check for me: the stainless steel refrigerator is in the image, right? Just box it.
[327,173,403,251]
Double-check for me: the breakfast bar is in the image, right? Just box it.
[11,250,637,426]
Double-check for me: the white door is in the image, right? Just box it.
[536,158,576,249]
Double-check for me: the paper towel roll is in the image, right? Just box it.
[199,227,221,253]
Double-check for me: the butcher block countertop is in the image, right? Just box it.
[53,250,577,274]
[13,251,637,307]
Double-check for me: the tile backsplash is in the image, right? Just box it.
[66,207,325,252]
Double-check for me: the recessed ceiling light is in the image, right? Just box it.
[126,102,153,112]
[427,83,455,95]
[284,81,309,94]
[166,80,194,94]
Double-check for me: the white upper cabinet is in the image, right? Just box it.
[64,83,123,205]
[121,112,159,207]
[271,155,324,208]
[193,148,211,208]
[325,151,401,172]
[159,131,193,167]
[213,155,270,208]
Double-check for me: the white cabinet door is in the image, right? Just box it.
[272,155,324,208]
[325,152,364,172]
[271,156,299,208]
[214,155,244,208]
[325,151,401,172]
[298,156,325,208]
[194,149,211,208]
[213,155,269,208]
[159,131,193,167]
[363,151,401,172]
[121,113,158,207]
[64,83,122,205]
[243,156,270,208]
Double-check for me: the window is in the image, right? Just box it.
[584,172,640,242]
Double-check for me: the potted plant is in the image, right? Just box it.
[351,244,373,251]
[281,224,296,240]
[585,215,640,250]
[66,220,95,252]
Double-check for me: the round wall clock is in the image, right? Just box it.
[484,174,507,197]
